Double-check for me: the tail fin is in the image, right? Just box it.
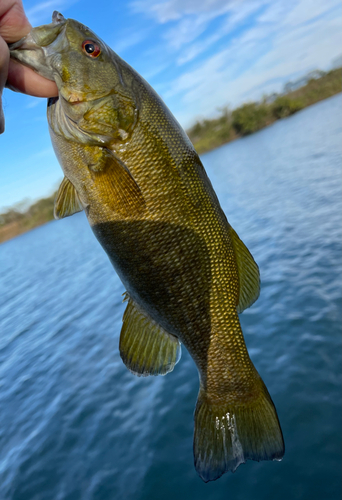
[194,384,284,482]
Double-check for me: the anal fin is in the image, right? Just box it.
[120,294,181,376]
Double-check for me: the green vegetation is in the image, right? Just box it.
[187,67,342,154]
[232,102,269,134]
[287,68,342,107]
[1,67,341,243]
[271,96,304,119]
[187,109,234,153]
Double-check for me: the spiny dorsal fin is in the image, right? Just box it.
[91,151,146,217]
[229,226,260,313]
[54,177,84,219]
[120,294,181,376]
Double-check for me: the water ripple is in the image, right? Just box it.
[0,95,341,500]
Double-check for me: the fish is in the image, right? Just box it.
[9,11,284,482]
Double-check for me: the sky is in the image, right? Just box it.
[0,0,341,210]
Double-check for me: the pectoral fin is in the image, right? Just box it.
[54,177,84,219]
[229,226,260,313]
[90,150,146,217]
[120,294,181,376]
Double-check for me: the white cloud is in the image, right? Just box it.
[131,0,234,23]
[163,0,342,127]
[26,0,80,25]
[26,0,58,18]
[163,13,213,50]
[175,1,268,64]
[111,27,150,54]
[283,0,340,26]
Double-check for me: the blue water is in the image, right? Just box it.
[0,94,341,500]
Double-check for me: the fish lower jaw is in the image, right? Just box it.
[10,36,56,81]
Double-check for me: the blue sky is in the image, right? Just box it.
[1,0,341,210]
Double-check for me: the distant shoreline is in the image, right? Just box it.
[0,194,56,244]
[1,67,341,245]
[187,67,342,154]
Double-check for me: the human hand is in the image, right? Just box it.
[0,0,58,133]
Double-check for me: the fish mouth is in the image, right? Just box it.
[10,12,110,105]
[9,11,67,82]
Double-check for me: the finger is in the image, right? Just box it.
[7,59,58,97]
[0,36,9,89]
[0,36,10,133]
[0,0,31,42]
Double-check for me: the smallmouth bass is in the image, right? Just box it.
[10,12,284,482]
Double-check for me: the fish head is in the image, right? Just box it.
[10,12,138,146]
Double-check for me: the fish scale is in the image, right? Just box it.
[10,11,284,482]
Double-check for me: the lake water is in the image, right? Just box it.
[0,94,341,500]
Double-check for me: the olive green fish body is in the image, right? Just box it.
[50,87,250,389]
[10,12,284,482]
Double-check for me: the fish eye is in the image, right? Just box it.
[82,40,101,58]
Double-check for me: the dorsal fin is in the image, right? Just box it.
[54,177,84,219]
[120,294,181,376]
[229,226,260,313]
